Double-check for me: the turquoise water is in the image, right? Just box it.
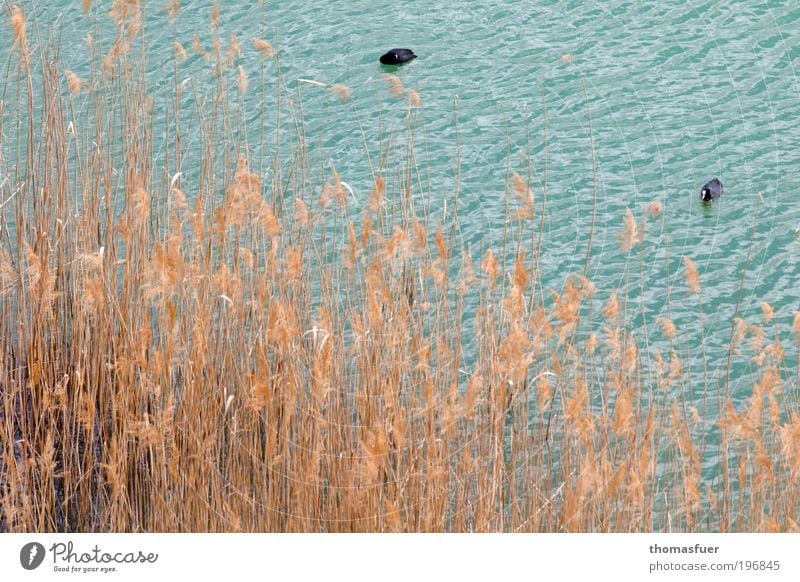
[17,1,800,504]
[35,1,800,310]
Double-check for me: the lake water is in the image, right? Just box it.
[20,0,800,506]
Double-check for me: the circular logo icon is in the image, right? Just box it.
[20,542,46,570]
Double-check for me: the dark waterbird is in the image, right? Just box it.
[700,178,723,202]
[380,48,417,65]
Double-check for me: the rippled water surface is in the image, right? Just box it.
[26,0,800,482]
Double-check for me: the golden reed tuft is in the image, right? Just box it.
[683,256,700,294]
[10,4,26,49]
[645,200,662,217]
[174,41,187,62]
[237,65,248,93]
[618,208,641,251]
[225,34,241,66]
[382,73,405,97]
[252,37,274,58]
[761,301,774,323]
[658,317,676,340]
[330,84,351,101]
[165,0,179,21]
[211,1,219,32]
[65,70,82,94]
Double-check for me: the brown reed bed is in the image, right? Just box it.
[1,3,799,532]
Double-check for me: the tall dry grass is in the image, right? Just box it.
[1,3,798,532]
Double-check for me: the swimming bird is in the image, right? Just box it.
[700,178,723,202]
[379,48,417,65]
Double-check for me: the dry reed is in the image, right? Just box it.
[0,5,796,535]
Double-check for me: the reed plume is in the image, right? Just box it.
[683,256,701,294]
[618,208,641,251]
[174,41,187,62]
[65,70,83,94]
[211,1,219,32]
[237,65,248,93]
[382,73,405,97]
[252,37,274,58]
[645,200,663,217]
[10,4,26,51]
[165,0,179,21]
[330,84,351,101]
[761,301,774,323]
